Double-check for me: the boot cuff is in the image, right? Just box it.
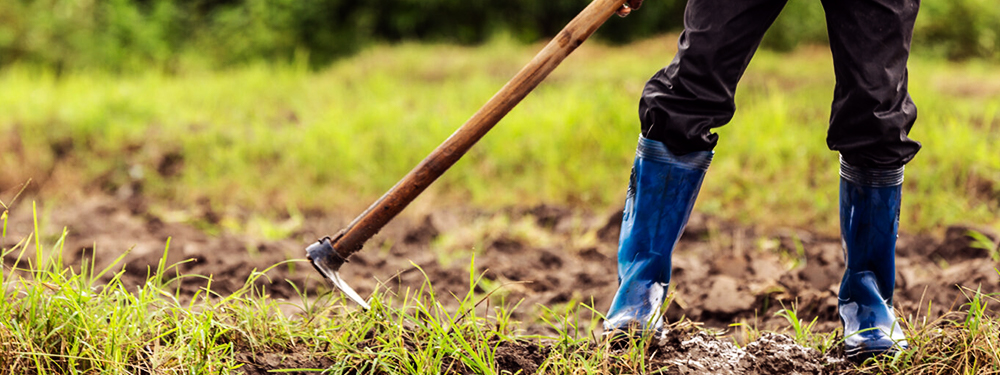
[637,135,713,171]
[840,155,904,187]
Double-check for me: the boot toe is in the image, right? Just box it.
[845,333,907,362]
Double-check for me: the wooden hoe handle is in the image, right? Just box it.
[326,0,627,259]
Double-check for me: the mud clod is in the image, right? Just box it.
[646,331,836,375]
[528,204,571,230]
[596,210,624,243]
[703,276,756,315]
[156,150,185,178]
[931,225,998,261]
[235,348,334,375]
[539,250,563,269]
[403,215,440,245]
[495,340,549,374]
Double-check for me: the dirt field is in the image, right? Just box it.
[4,195,998,373]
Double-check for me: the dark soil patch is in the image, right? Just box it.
[235,345,335,375]
[495,340,549,374]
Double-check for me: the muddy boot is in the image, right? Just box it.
[604,135,712,336]
[838,156,909,361]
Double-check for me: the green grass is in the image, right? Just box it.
[1,36,998,235]
[3,202,1000,374]
[0,202,325,373]
[1,36,998,374]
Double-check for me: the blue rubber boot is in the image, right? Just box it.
[838,156,909,361]
[604,135,712,335]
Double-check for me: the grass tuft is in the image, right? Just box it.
[853,286,1000,373]
[2,203,999,373]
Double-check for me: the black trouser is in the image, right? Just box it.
[639,0,921,169]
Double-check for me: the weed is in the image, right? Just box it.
[851,286,1000,373]
[966,229,999,262]
[774,303,840,354]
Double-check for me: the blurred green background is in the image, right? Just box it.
[1,0,998,72]
[1,0,998,237]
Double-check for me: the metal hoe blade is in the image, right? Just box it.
[306,237,371,309]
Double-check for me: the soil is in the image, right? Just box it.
[640,330,840,374]
[235,346,335,375]
[3,195,998,373]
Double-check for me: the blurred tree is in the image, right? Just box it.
[917,0,1000,60]
[0,0,995,72]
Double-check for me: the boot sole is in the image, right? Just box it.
[845,344,904,363]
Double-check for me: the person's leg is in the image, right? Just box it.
[639,0,789,156]
[823,0,921,168]
[821,0,920,360]
[605,0,788,334]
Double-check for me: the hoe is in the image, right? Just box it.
[307,0,629,308]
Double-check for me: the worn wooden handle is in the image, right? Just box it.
[328,0,627,258]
